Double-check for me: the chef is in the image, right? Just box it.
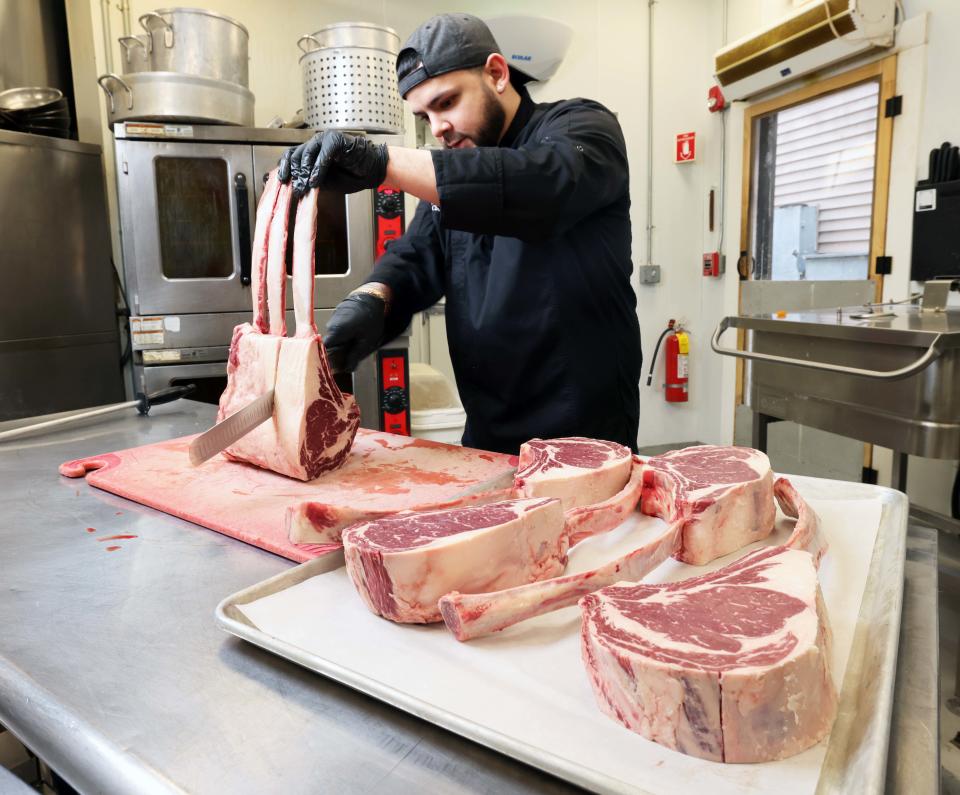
[278,13,641,455]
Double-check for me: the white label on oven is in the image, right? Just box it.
[163,124,194,137]
[163,316,181,332]
[142,349,182,363]
[132,331,164,346]
[916,189,937,212]
[125,123,165,137]
[131,316,164,333]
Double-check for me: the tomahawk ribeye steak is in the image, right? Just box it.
[273,187,360,478]
[515,438,632,511]
[580,543,837,763]
[216,173,286,473]
[343,498,566,623]
[438,472,826,642]
[216,172,359,480]
[642,445,776,564]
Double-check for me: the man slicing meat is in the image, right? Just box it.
[278,13,641,455]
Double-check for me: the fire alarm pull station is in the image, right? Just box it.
[703,252,725,277]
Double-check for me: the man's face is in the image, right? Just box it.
[406,68,506,149]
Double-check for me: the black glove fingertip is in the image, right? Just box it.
[277,150,291,183]
[325,346,348,374]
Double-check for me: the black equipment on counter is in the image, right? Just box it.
[911,140,960,282]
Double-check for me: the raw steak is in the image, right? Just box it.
[274,187,359,479]
[440,517,681,641]
[515,437,632,511]
[216,174,359,480]
[580,543,837,763]
[216,173,287,473]
[343,498,565,623]
[439,475,824,642]
[642,445,775,564]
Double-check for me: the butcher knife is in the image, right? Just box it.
[453,466,519,498]
[189,390,274,466]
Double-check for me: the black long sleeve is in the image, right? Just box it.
[430,99,629,242]
[358,90,640,454]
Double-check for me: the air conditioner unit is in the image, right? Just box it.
[714,0,896,102]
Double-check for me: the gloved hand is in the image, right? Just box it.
[323,292,387,373]
[278,130,389,197]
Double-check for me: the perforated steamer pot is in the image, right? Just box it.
[298,22,404,134]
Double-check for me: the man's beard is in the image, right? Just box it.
[444,86,506,148]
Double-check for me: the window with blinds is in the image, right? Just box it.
[752,79,880,280]
[774,81,879,256]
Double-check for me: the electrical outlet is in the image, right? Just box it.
[638,264,661,284]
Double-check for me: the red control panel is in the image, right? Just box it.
[375,185,404,260]
[378,349,410,435]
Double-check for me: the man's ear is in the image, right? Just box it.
[484,53,510,93]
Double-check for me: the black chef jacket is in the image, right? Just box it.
[368,89,642,455]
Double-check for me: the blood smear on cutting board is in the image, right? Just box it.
[96,534,138,542]
[85,527,96,533]
[105,546,121,552]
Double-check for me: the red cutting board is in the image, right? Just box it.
[60,430,517,563]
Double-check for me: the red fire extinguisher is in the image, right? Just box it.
[646,320,689,402]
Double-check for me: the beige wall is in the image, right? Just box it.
[73,1,959,508]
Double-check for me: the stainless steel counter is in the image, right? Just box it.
[0,401,939,794]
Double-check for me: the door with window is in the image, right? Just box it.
[735,57,897,481]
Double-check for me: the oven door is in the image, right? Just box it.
[252,146,377,310]
[117,140,257,315]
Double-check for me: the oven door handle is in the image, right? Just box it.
[711,316,953,381]
[235,172,252,286]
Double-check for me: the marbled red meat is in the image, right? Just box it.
[514,437,632,511]
[217,172,359,481]
[641,445,776,564]
[343,498,566,623]
[580,479,836,763]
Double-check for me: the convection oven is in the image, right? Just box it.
[113,123,409,433]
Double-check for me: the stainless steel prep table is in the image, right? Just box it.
[0,401,939,794]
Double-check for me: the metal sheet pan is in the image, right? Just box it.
[215,477,907,794]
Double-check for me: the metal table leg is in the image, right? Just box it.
[752,411,770,453]
[891,451,909,493]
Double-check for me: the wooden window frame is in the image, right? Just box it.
[735,55,898,410]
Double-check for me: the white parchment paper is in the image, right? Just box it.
[237,484,884,795]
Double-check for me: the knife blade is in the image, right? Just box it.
[454,467,519,499]
[189,390,274,466]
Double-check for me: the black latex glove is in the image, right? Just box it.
[277,130,389,197]
[323,292,386,373]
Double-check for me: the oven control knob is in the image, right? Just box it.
[376,190,403,217]
[382,386,407,414]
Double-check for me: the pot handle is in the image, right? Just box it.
[297,34,323,54]
[710,316,953,381]
[138,11,174,50]
[118,36,146,63]
[97,73,133,113]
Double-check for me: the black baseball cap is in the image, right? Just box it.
[396,13,534,98]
